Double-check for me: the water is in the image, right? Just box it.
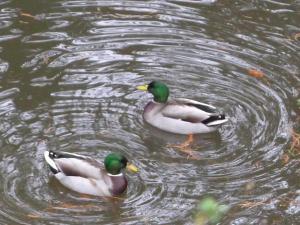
[0,0,300,224]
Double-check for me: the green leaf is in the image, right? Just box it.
[195,197,229,225]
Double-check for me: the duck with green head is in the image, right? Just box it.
[137,81,228,135]
[44,150,138,197]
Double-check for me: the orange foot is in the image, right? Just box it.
[170,134,194,149]
[181,147,201,160]
[167,134,200,159]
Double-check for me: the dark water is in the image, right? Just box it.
[0,0,300,224]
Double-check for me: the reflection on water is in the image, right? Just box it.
[0,0,299,224]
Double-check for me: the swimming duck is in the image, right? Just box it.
[44,151,138,197]
[137,81,228,135]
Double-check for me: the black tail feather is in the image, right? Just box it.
[49,150,86,160]
[49,150,59,159]
[49,166,59,174]
[44,151,59,174]
[202,114,226,125]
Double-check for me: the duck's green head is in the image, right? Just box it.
[104,153,138,175]
[137,81,169,103]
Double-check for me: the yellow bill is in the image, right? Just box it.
[136,84,148,91]
[126,163,139,173]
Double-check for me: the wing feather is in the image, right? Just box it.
[54,158,104,179]
[160,98,214,122]
[175,98,217,113]
[45,151,104,179]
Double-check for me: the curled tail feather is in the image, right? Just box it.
[202,114,228,126]
[44,151,59,174]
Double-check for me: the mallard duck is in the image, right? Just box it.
[44,151,138,197]
[137,81,228,135]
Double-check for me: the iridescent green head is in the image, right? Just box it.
[104,153,138,175]
[137,81,169,103]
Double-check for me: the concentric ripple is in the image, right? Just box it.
[0,0,299,224]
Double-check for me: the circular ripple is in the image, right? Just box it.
[0,0,299,224]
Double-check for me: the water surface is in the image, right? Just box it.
[0,0,300,224]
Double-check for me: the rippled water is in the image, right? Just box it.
[0,0,300,224]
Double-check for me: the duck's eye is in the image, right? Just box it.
[148,81,155,89]
[121,157,128,165]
